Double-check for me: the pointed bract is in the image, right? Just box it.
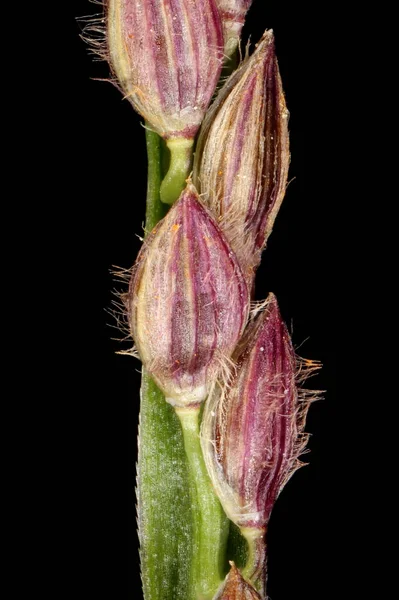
[128,183,250,407]
[107,0,224,139]
[194,31,290,287]
[213,563,262,600]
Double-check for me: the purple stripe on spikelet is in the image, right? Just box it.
[128,182,249,407]
[203,293,307,530]
[108,0,223,139]
[193,30,290,287]
[224,294,296,527]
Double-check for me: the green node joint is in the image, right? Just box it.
[160,137,194,205]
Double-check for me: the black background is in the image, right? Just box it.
[64,1,337,598]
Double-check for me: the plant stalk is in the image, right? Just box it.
[240,527,267,597]
[144,128,167,232]
[176,406,229,600]
[159,137,194,205]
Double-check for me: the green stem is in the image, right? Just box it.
[176,406,229,600]
[145,127,167,232]
[240,527,267,598]
[159,137,194,205]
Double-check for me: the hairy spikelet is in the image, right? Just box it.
[127,182,250,407]
[194,30,290,288]
[201,293,321,530]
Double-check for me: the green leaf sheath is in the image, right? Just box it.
[138,374,193,600]
[176,407,229,600]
